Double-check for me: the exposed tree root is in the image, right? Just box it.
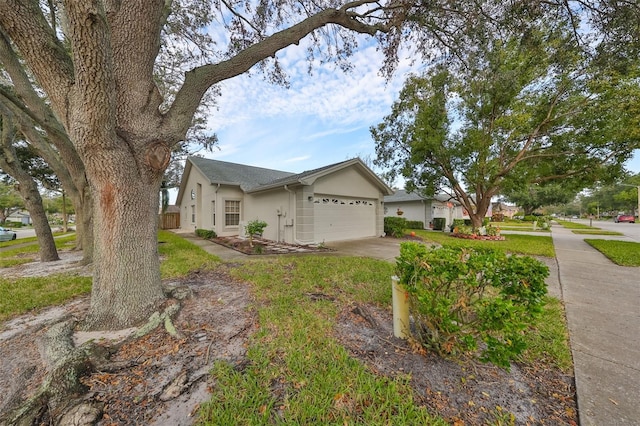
[0,298,186,426]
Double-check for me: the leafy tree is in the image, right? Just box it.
[0,110,59,260]
[0,180,23,223]
[502,183,580,216]
[373,26,640,229]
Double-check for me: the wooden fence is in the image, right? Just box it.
[159,212,180,229]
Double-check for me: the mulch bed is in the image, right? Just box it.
[211,236,334,255]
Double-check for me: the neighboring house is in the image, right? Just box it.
[176,157,393,244]
[383,190,464,229]
[5,210,31,225]
[491,202,519,219]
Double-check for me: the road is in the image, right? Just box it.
[565,218,640,242]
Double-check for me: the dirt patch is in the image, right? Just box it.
[0,258,577,425]
[211,236,333,255]
[0,268,257,426]
[335,304,577,425]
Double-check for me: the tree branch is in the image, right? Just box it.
[0,0,74,122]
[163,1,394,141]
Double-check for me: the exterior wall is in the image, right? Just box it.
[178,168,244,236]
[244,188,296,243]
[384,201,428,227]
[296,186,315,244]
[313,167,381,198]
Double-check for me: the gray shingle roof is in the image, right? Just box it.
[186,156,392,196]
[189,156,295,191]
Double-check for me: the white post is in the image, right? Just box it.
[392,276,410,339]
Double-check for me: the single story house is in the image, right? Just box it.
[5,210,31,225]
[491,202,519,219]
[176,157,393,244]
[383,190,465,230]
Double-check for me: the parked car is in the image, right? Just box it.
[614,214,635,223]
[0,227,17,241]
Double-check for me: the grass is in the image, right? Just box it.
[584,239,640,266]
[555,220,592,229]
[0,231,221,322]
[0,234,78,268]
[0,274,92,323]
[200,256,445,425]
[197,254,572,424]
[497,221,550,232]
[0,232,572,424]
[570,230,623,235]
[158,230,220,278]
[413,229,555,257]
[555,219,624,236]
[518,297,573,372]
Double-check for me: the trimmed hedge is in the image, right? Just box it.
[406,220,424,229]
[384,216,406,238]
[195,228,217,239]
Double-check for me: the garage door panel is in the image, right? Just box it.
[313,196,376,242]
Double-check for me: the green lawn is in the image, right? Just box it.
[0,231,220,322]
[413,229,555,257]
[1,232,572,424]
[585,239,640,266]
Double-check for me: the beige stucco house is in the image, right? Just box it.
[176,156,393,244]
[383,189,465,230]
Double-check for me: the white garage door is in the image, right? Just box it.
[313,195,377,242]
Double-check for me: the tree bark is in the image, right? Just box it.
[83,165,165,329]
[0,115,59,262]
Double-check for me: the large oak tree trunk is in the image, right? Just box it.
[82,143,167,330]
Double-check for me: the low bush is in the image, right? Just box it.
[384,216,407,237]
[195,228,217,239]
[396,242,549,369]
[406,220,424,229]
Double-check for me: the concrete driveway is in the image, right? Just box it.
[326,237,403,262]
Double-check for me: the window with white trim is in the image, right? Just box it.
[225,200,240,226]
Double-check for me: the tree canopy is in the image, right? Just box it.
[373,23,640,228]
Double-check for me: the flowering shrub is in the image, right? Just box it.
[395,242,548,369]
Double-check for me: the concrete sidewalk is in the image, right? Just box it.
[551,225,640,425]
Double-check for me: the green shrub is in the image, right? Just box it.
[432,217,446,230]
[450,218,465,232]
[384,216,407,237]
[406,220,425,229]
[245,219,268,247]
[535,216,550,229]
[396,242,549,369]
[523,215,537,222]
[195,228,217,239]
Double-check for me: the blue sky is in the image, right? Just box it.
[186,36,640,196]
